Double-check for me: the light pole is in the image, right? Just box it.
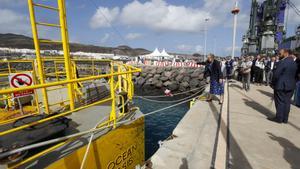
[204,18,209,60]
[231,1,240,59]
[213,37,216,55]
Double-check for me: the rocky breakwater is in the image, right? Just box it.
[133,66,206,95]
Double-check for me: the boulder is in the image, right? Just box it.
[179,85,186,92]
[154,80,163,88]
[191,71,202,78]
[160,76,169,82]
[156,67,164,74]
[175,74,184,81]
[182,76,191,82]
[164,71,172,78]
[163,81,172,87]
[150,69,157,74]
[146,74,154,78]
[168,82,179,91]
[153,74,161,79]
[190,78,200,88]
[180,81,189,88]
[165,67,172,71]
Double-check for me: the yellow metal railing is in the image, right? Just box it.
[0,60,141,135]
[0,0,141,167]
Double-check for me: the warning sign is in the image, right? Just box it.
[9,73,34,97]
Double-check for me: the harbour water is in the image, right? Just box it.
[133,97,190,160]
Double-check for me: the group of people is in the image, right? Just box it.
[203,49,300,124]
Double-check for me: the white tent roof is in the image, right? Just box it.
[142,48,173,59]
[160,49,171,57]
[148,48,161,57]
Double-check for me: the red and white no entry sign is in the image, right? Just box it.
[9,73,34,97]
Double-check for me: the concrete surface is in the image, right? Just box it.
[229,81,300,169]
[150,80,300,169]
[150,93,222,169]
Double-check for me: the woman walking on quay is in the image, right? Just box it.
[204,54,224,104]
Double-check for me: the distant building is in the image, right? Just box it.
[279,25,300,52]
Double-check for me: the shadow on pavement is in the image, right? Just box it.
[267,132,300,169]
[229,83,243,90]
[257,89,274,98]
[243,98,274,118]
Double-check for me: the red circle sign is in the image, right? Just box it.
[10,73,33,88]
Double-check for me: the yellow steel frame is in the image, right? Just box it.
[0,61,141,136]
[28,0,50,114]
[0,0,141,166]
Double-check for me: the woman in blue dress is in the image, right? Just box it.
[204,54,224,104]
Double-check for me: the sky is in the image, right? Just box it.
[0,0,300,56]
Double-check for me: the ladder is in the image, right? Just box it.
[27,0,75,113]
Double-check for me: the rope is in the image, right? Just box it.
[80,117,107,169]
[135,86,206,103]
[134,86,205,98]
[0,90,206,159]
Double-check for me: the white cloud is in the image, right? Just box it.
[125,33,143,40]
[0,9,31,35]
[225,46,240,53]
[89,0,243,33]
[100,33,110,43]
[177,44,203,53]
[287,0,300,23]
[0,0,26,6]
[119,0,213,32]
[90,7,120,29]
[195,45,203,52]
[177,44,193,51]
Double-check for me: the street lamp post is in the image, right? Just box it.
[204,18,209,60]
[231,1,240,59]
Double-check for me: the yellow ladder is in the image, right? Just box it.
[28,0,75,113]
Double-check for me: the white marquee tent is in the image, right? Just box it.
[141,48,174,60]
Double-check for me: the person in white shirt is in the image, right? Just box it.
[241,56,253,91]
[255,57,265,85]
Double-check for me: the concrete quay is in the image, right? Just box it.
[149,80,300,169]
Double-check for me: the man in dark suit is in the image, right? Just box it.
[265,56,276,86]
[270,49,298,123]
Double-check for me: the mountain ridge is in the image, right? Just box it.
[0,33,150,56]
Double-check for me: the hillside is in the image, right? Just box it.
[0,33,150,56]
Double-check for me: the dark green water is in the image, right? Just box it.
[133,98,190,160]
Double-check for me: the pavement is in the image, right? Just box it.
[150,80,300,169]
[150,88,222,169]
[228,81,300,169]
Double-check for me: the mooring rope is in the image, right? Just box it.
[134,86,205,98]
[135,86,206,103]
[0,90,207,159]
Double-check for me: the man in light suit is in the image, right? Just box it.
[270,49,298,123]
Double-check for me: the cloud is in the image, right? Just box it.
[90,7,120,29]
[125,33,143,40]
[100,33,110,43]
[0,9,31,35]
[287,0,300,23]
[89,0,243,33]
[0,0,26,6]
[225,46,240,53]
[195,45,203,52]
[177,44,203,53]
[119,0,212,32]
